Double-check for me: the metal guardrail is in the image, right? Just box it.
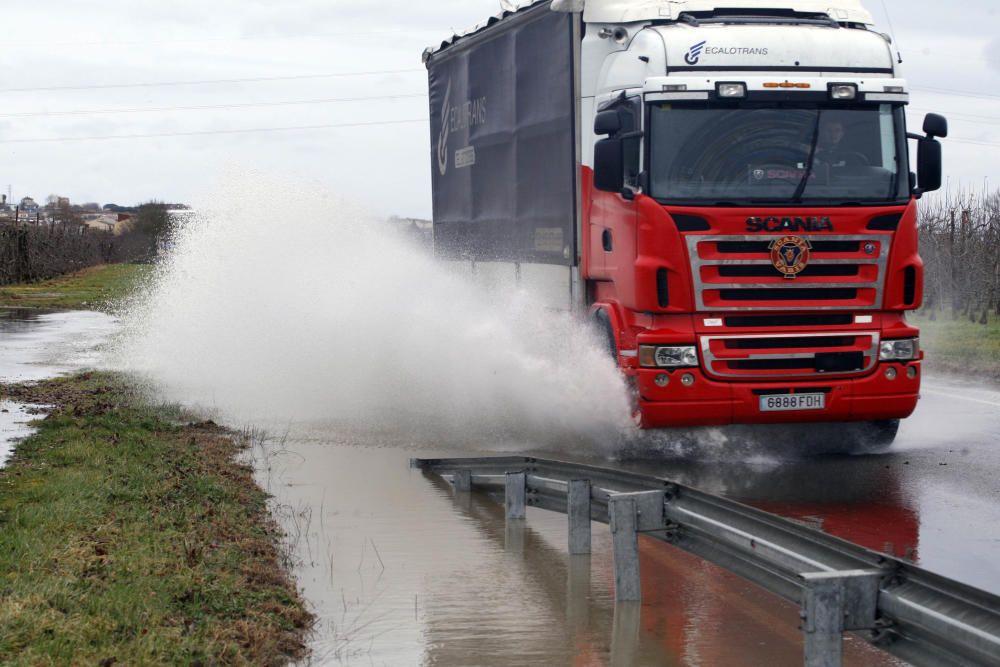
[412,456,1000,667]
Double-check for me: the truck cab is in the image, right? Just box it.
[424,0,946,443]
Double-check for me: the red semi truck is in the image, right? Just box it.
[424,0,947,444]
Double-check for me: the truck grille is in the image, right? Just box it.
[686,235,888,311]
[700,332,880,380]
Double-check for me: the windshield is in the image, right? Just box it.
[648,103,909,205]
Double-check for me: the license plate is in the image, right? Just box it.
[759,393,826,412]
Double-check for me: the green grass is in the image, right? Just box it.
[0,264,151,311]
[0,373,312,665]
[912,310,1000,378]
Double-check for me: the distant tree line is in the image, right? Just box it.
[0,201,177,285]
[918,187,1000,323]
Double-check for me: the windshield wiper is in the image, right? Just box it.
[791,110,822,202]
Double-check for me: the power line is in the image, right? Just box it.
[0,93,428,119]
[908,108,1000,127]
[0,69,424,93]
[910,86,1000,101]
[2,29,439,48]
[944,137,1000,148]
[0,118,429,144]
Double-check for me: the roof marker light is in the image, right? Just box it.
[763,82,812,89]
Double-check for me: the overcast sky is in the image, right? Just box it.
[1,0,997,216]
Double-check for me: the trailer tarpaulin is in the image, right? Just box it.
[426,3,577,266]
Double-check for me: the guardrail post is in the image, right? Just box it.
[505,471,526,520]
[568,479,591,555]
[452,469,471,492]
[611,602,641,667]
[800,570,881,667]
[566,554,590,630]
[609,495,641,601]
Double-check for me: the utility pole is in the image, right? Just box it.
[949,209,957,318]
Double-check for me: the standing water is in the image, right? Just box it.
[1,309,117,467]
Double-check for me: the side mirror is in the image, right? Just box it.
[923,113,948,139]
[594,137,624,192]
[916,137,942,194]
[594,110,622,136]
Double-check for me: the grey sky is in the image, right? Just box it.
[1,0,997,216]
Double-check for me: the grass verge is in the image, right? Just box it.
[0,264,151,311]
[912,310,1000,380]
[0,372,312,665]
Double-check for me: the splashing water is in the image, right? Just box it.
[111,173,632,448]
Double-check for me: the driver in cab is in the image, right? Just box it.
[814,118,854,168]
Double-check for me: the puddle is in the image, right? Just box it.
[0,308,117,467]
[0,402,39,467]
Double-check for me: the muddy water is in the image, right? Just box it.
[263,432,900,666]
[0,309,118,467]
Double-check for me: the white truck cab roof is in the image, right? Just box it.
[576,0,874,24]
[653,21,893,73]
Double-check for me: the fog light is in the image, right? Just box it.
[681,373,695,387]
[907,366,918,379]
[885,367,898,380]
[655,374,670,388]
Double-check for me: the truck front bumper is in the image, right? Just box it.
[634,362,921,428]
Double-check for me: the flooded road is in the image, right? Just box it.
[3,310,997,665]
[254,374,1000,665]
[567,377,1000,598]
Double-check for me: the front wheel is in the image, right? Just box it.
[858,419,900,448]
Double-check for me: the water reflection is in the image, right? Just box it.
[610,454,920,560]
[413,464,896,666]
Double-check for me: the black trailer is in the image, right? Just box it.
[424,1,581,272]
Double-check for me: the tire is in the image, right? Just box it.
[859,419,900,448]
[592,309,617,359]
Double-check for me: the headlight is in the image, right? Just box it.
[639,345,699,368]
[879,338,919,361]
